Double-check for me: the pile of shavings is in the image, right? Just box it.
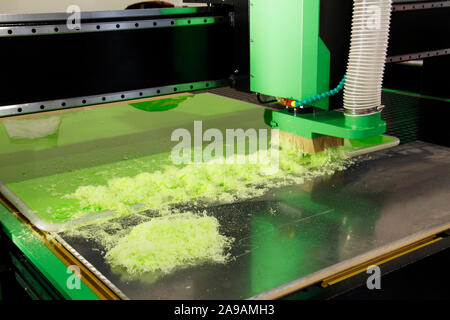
[65,138,350,218]
[105,212,233,275]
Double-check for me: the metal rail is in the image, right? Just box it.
[0,79,228,117]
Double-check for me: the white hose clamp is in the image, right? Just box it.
[344,105,385,117]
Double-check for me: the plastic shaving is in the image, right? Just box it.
[106,212,233,275]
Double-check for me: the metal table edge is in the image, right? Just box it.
[0,200,100,300]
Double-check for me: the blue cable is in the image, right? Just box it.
[294,75,346,107]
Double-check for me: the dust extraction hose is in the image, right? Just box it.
[344,0,393,116]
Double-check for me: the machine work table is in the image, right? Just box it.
[1,139,449,299]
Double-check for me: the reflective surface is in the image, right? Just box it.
[0,93,267,228]
[59,141,450,299]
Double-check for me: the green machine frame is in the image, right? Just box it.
[250,0,386,140]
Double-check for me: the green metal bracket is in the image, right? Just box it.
[265,109,386,140]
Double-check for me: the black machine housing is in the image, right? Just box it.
[0,0,448,116]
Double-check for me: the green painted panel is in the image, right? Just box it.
[312,39,331,110]
[250,0,322,101]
